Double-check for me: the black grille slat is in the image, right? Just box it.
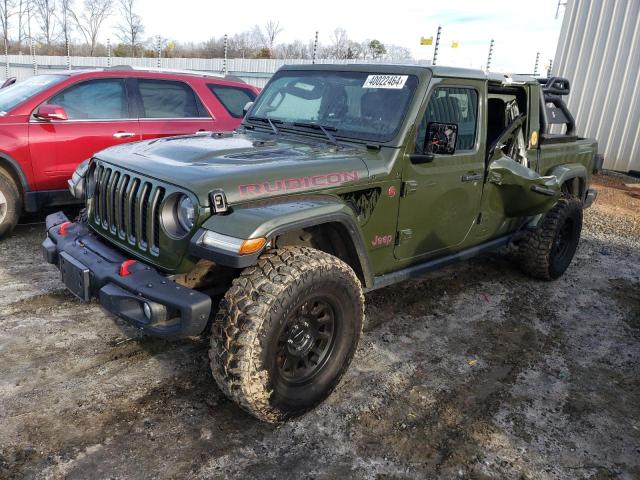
[115,174,129,239]
[100,169,112,229]
[135,182,151,250]
[147,187,164,255]
[126,178,140,245]
[106,171,120,233]
[94,166,104,223]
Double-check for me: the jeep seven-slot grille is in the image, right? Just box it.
[92,165,165,255]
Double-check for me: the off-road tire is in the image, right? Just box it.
[209,246,365,423]
[0,173,21,239]
[518,197,583,280]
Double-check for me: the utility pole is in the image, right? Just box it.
[156,36,161,68]
[312,30,319,64]
[107,38,111,67]
[223,34,228,75]
[66,35,71,70]
[486,39,495,71]
[4,36,8,80]
[533,51,540,76]
[432,25,442,66]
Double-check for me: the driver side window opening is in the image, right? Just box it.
[415,86,478,154]
[486,85,529,165]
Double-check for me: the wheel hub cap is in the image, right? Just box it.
[276,298,336,383]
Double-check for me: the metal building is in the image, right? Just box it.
[554,0,640,172]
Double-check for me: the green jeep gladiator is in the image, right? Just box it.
[43,64,600,422]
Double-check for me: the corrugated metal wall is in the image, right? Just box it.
[554,0,640,172]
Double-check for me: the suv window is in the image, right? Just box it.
[49,79,128,119]
[208,84,256,118]
[138,79,208,118]
[416,87,478,153]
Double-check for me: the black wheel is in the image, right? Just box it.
[0,173,21,240]
[518,197,583,280]
[209,247,364,423]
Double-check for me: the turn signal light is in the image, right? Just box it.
[239,237,267,255]
[119,259,137,276]
[58,221,73,236]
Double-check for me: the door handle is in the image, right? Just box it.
[194,130,213,135]
[113,132,136,138]
[461,172,483,182]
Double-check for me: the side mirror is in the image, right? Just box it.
[424,122,458,155]
[35,104,68,121]
[243,101,254,116]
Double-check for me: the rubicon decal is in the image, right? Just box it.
[238,170,359,196]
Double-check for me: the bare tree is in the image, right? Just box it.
[57,0,72,50]
[254,20,282,55]
[33,0,57,51]
[329,27,350,59]
[70,0,110,55]
[0,0,16,45]
[16,0,28,50]
[115,0,142,56]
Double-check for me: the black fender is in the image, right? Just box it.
[189,195,374,288]
[0,151,30,195]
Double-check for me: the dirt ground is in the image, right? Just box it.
[1,174,638,480]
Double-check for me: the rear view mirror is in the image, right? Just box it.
[425,122,458,155]
[35,104,69,121]
[243,101,254,116]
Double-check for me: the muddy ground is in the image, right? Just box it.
[1,175,639,479]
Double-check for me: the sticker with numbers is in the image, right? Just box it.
[362,74,408,89]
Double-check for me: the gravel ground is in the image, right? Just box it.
[0,174,638,479]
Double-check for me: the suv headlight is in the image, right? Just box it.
[176,195,195,231]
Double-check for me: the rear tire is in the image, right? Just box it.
[518,197,583,280]
[0,173,20,240]
[209,247,364,423]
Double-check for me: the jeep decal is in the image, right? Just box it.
[238,170,359,196]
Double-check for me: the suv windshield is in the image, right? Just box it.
[0,74,66,115]
[248,70,418,142]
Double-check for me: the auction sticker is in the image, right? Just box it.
[363,74,408,89]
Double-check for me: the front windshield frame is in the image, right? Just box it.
[245,70,419,144]
[0,74,67,115]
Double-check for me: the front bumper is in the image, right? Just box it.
[42,212,211,338]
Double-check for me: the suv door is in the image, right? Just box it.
[28,77,140,181]
[394,81,485,261]
[133,78,213,139]
[207,83,257,130]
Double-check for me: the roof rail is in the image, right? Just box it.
[103,65,236,80]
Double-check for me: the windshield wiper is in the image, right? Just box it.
[248,116,282,135]
[292,122,340,148]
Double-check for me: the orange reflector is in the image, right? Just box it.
[239,237,267,255]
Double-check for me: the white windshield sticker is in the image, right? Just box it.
[362,74,408,89]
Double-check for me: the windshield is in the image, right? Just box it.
[248,70,418,142]
[0,75,66,115]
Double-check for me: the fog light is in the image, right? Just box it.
[143,302,152,320]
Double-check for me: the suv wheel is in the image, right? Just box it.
[209,246,364,423]
[0,173,20,239]
[518,197,583,280]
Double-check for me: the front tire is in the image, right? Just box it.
[0,173,21,240]
[518,197,583,280]
[209,247,364,423]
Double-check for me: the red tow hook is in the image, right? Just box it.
[119,259,137,277]
[58,221,74,236]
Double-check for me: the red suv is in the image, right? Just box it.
[0,67,259,238]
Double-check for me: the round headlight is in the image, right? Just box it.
[176,195,195,232]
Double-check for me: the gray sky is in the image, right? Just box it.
[106,0,566,72]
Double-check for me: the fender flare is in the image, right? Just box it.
[0,152,29,194]
[548,163,587,200]
[189,195,374,288]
